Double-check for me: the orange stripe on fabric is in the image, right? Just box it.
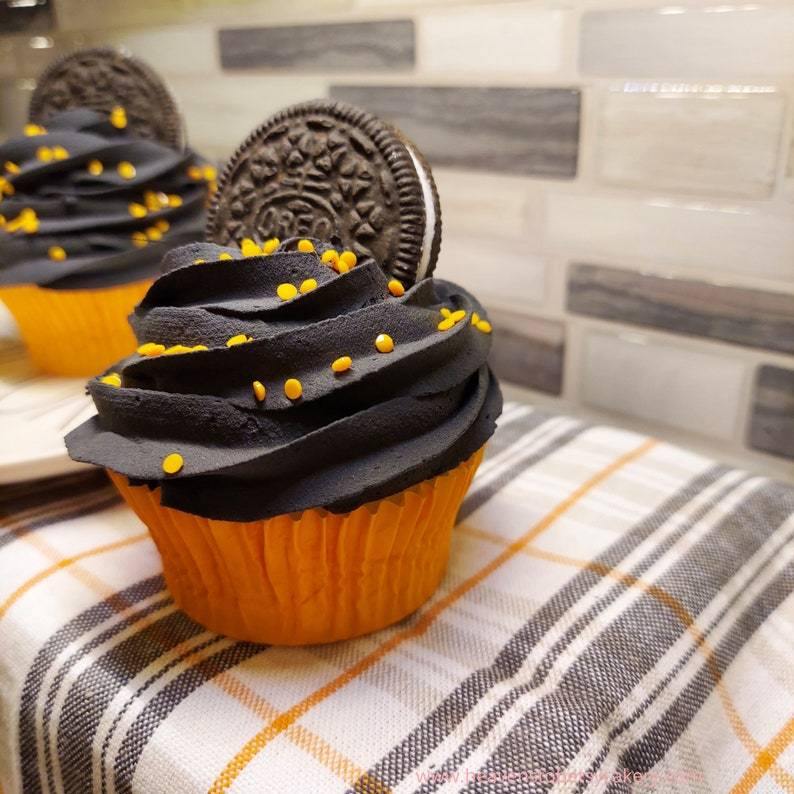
[459,529,794,792]
[731,716,794,794]
[207,438,657,793]
[213,672,391,793]
[0,532,149,621]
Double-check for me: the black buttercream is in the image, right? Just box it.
[65,240,502,521]
[0,109,209,290]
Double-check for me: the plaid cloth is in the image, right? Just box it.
[1,403,792,793]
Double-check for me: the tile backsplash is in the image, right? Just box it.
[1,0,792,475]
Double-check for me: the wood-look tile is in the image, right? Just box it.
[220,20,414,71]
[487,309,564,395]
[749,366,794,460]
[330,85,580,178]
[568,264,794,355]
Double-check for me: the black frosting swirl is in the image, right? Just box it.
[0,109,210,290]
[66,239,502,521]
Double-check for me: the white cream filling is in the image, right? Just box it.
[405,143,436,281]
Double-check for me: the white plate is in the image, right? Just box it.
[0,337,96,484]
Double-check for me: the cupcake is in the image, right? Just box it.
[0,49,213,376]
[66,101,502,645]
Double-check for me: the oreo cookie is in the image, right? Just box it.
[29,47,183,149]
[206,99,441,284]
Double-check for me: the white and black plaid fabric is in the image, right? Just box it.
[1,404,792,793]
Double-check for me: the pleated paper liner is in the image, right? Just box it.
[0,279,150,377]
[108,447,484,645]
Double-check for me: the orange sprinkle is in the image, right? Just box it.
[476,320,492,334]
[331,356,352,374]
[99,373,121,388]
[163,345,194,356]
[277,283,298,301]
[110,106,127,129]
[87,159,103,176]
[297,239,315,253]
[117,161,136,179]
[284,378,303,400]
[48,246,66,262]
[339,250,357,268]
[320,249,339,266]
[240,238,262,257]
[375,334,394,353]
[387,279,405,297]
[137,342,166,356]
[437,318,455,332]
[218,252,234,261]
[162,453,184,475]
[128,202,147,219]
[263,238,280,254]
[299,278,318,294]
[226,334,251,347]
[252,381,266,402]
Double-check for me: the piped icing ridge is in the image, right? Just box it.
[0,108,213,290]
[65,238,502,521]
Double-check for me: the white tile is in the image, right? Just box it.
[57,0,352,30]
[545,192,794,284]
[434,168,533,238]
[101,25,219,78]
[419,5,564,74]
[165,75,327,161]
[436,232,546,309]
[0,80,33,141]
[581,6,794,78]
[580,329,746,441]
[596,85,785,199]
[56,0,189,31]
[0,39,16,80]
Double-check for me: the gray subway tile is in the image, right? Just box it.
[330,85,580,178]
[749,366,794,461]
[567,263,794,356]
[487,309,565,395]
[219,20,414,71]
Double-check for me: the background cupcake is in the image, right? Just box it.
[0,48,214,377]
[66,101,502,645]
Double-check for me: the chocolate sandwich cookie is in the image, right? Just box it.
[28,47,183,149]
[206,99,441,285]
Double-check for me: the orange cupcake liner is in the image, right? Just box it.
[0,279,151,377]
[108,447,484,645]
